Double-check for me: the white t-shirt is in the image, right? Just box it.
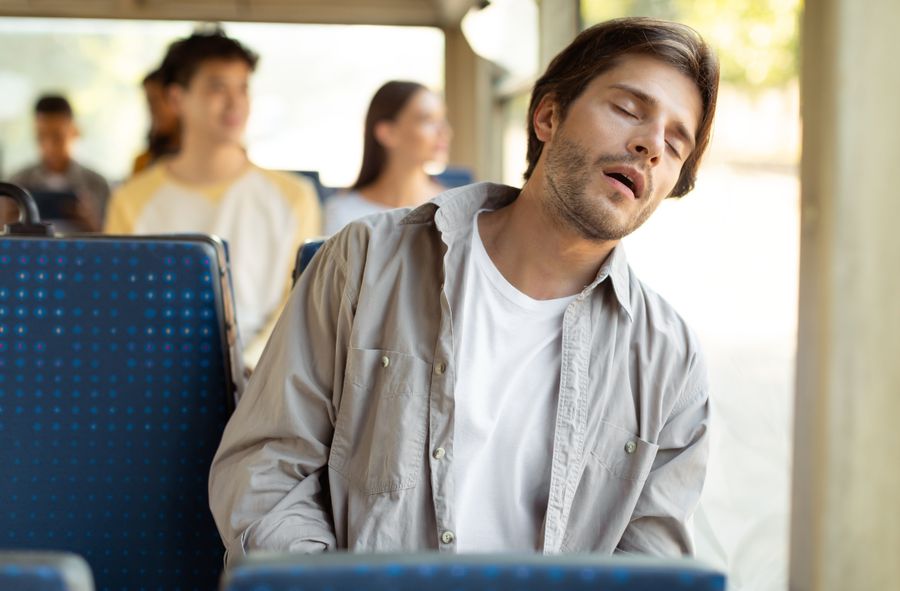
[323,191,392,235]
[453,211,576,552]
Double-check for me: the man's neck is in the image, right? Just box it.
[42,158,72,175]
[167,137,248,186]
[477,180,618,300]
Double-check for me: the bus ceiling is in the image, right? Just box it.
[0,0,481,28]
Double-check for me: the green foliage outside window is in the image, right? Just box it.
[581,0,802,89]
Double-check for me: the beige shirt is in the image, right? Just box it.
[209,182,710,561]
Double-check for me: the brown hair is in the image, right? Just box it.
[351,80,427,191]
[524,17,719,197]
[160,29,258,89]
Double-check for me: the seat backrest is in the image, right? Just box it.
[23,190,81,222]
[0,551,95,591]
[291,237,326,286]
[432,166,474,189]
[1,183,243,591]
[221,553,726,591]
[292,170,336,203]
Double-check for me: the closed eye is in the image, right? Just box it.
[666,140,682,160]
[615,105,638,119]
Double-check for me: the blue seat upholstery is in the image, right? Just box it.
[0,551,94,591]
[433,166,474,188]
[292,170,336,203]
[0,185,243,591]
[23,190,80,223]
[291,238,326,286]
[221,553,726,591]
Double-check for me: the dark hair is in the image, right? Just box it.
[524,17,719,197]
[351,80,428,191]
[34,95,73,118]
[160,29,258,88]
[142,66,165,87]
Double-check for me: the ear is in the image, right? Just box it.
[533,94,560,143]
[373,120,396,149]
[167,84,185,115]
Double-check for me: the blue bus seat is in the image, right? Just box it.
[292,170,336,203]
[291,237,326,286]
[221,552,726,591]
[0,182,243,591]
[433,166,474,188]
[0,551,94,591]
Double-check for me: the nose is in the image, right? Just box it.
[628,123,665,166]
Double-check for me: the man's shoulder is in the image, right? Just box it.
[321,207,427,275]
[629,271,708,401]
[111,165,169,203]
[71,161,108,184]
[8,163,41,184]
[625,270,705,362]
[347,205,426,243]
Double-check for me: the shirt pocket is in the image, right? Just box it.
[589,421,658,482]
[559,422,659,552]
[328,348,431,495]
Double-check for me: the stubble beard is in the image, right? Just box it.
[542,136,656,242]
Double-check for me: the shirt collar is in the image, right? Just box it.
[401,181,633,320]
[400,182,519,231]
[38,161,78,178]
[584,244,633,321]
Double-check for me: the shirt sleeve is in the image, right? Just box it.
[8,168,30,187]
[209,226,359,562]
[102,187,135,234]
[91,173,112,222]
[616,352,711,556]
[242,175,322,369]
[100,167,164,235]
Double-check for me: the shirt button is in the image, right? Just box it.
[435,362,446,375]
[624,441,637,454]
[440,530,455,544]
[381,356,390,368]
[433,447,446,460]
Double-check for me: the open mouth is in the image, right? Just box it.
[604,171,637,197]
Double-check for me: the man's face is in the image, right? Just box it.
[35,114,77,172]
[536,53,702,242]
[173,59,250,145]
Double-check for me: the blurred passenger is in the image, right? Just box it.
[323,80,451,234]
[132,67,181,174]
[9,94,110,230]
[104,30,321,368]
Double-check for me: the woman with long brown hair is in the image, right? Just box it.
[323,80,452,234]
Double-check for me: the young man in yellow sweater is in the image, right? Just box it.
[105,30,321,369]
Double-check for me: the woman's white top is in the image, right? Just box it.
[323,191,392,235]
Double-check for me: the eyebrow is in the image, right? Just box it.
[610,83,696,152]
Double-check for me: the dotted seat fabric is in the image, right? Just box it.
[0,551,95,591]
[0,235,239,591]
[222,553,727,591]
